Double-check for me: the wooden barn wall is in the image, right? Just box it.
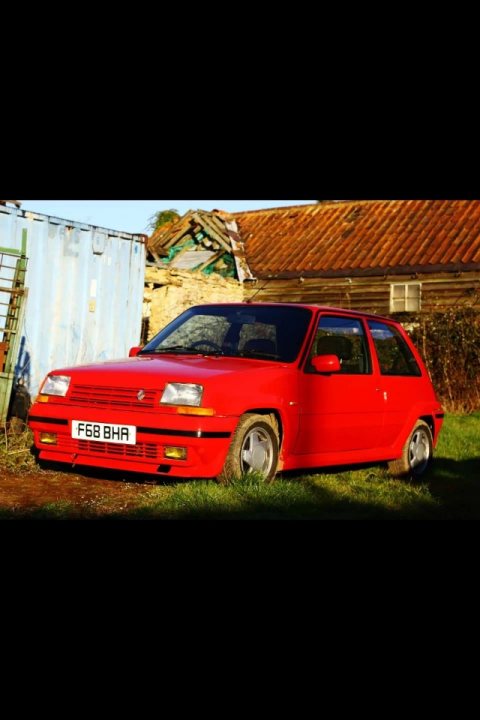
[243,272,480,314]
[143,269,479,344]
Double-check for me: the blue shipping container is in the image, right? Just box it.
[0,204,146,403]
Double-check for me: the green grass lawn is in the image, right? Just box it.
[1,413,479,519]
[127,412,480,520]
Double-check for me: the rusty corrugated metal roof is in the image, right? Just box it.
[233,200,480,278]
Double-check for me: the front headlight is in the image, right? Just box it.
[160,383,203,407]
[41,375,71,397]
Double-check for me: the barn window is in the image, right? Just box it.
[390,283,421,313]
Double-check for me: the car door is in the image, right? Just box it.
[366,319,424,447]
[295,314,385,457]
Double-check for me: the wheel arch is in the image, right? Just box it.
[242,408,283,449]
[388,417,434,479]
[218,409,281,484]
[419,414,435,440]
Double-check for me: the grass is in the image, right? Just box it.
[1,413,479,519]
[122,469,442,520]
[0,423,39,474]
[421,413,480,518]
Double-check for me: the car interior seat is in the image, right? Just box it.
[243,338,277,355]
[315,334,353,371]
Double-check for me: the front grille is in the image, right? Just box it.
[70,385,157,410]
[58,436,159,460]
[77,439,158,459]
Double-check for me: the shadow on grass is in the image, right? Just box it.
[0,475,432,520]
[425,457,480,518]
[117,456,480,521]
[6,454,478,521]
[280,461,385,480]
[34,458,181,487]
[108,477,441,521]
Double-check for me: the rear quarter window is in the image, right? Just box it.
[368,320,422,376]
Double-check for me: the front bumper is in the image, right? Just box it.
[28,403,237,478]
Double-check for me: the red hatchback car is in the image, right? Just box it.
[28,303,444,482]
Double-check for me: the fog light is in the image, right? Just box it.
[164,446,187,460]
[39,432,58,445]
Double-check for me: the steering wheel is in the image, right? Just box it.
[190,340,224,353]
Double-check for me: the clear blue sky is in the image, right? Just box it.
[19,200,316,235]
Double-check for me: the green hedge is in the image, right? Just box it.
[404,309,480,413]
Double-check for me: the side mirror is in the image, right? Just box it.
[311,354,341,373]
[129,346,142,358]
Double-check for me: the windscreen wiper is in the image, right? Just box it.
[240,351,281,360]
[144,346,200,355]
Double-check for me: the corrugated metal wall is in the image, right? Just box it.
[0,205,146,398]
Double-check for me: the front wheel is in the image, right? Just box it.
[218,413,279,484]
[388,420,433,479]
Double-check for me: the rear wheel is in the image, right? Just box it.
[218,413,279,484]
[388,420,433,479]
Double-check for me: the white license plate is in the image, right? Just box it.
[71,421,136,445]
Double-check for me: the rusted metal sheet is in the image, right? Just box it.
[0,204,146,400]
[233,200,480,278]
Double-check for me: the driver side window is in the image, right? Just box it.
[308,315,371,374]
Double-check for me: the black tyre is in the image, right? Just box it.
[388,420,433,479]
[218,413,279,484]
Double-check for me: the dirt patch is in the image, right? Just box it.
[0,427,161,515]
[0,429,182,518]
[2,467,153,509]
[0,435,165,518]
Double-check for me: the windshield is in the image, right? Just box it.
[140,305,313,363]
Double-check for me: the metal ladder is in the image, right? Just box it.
[0,233,28,424]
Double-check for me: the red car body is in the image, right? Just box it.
[28,303,444,481]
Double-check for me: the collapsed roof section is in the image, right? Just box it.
[147,209,255,282]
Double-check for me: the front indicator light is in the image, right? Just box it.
[176,406,215,416]
[35,395,50,403]
[39,432,58,445]
[164,446,188,460]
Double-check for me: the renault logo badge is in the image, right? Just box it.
[137,389,146,401]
